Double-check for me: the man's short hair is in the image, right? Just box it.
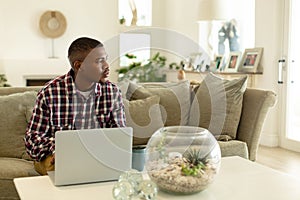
[68,37,103,68]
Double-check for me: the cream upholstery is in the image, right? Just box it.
[237,88,277,161]
[189,73,248,140]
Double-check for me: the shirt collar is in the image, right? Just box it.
[68,69,103,97]
[67,69,77,96]
[95,83,101,96]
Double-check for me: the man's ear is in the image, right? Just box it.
[73,60,82,71]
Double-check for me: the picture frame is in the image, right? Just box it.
[238,48,263,72]
[224,52,241,72]
[212,55,224,71]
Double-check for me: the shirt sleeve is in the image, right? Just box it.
[111,87,126,127]
[24,91,55,161]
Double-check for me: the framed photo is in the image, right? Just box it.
[224,52,241,72]
[238,48,263,72]
[212,55,224,71]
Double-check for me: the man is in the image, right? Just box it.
[24,37,126,175]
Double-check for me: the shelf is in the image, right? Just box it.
[119,25,151,33]
[183,70,263,75]
[165,70,262,88]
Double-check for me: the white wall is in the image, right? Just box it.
[0,0,119,59]
[163,0,199,43]
[0,0,119,85]
[255,0,283,147]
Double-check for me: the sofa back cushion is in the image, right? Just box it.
[124,95,164,145]
[0,86,41,96]
[0,91,37,159]
[128,80,191,126]
[188,73,247,140]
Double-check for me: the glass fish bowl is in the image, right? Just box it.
[145,126,221,194]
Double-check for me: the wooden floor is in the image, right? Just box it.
[256,145,300,180]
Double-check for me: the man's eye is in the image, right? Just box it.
[97,59,104,63]
[97,56,108,63]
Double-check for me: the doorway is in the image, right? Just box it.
[280,0,300,151]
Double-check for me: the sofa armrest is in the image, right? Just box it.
[236,88,277,161]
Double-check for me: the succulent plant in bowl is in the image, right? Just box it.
[181,148,207,176]
[145,126,221,194]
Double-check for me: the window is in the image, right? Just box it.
[118,0,152,26]
[119,33,151,67]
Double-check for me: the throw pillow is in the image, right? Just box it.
[124,95,164,146]
[0,91,37,159]
[188,73,247,140]
[127,80,191,126]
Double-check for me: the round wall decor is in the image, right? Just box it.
[39,10,67,38]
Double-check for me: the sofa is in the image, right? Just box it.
[121,74,277,162]
[0,87,41,200]
[0,74,276,200]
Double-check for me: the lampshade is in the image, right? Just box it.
[198,0,232,21]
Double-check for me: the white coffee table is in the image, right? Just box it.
[14,156,300,200]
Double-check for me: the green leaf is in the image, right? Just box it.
[125,53,137,59]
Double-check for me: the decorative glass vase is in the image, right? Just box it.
[145,126,221,194]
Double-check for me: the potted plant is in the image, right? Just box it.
[0,74,11,87]
[117,52,167,82]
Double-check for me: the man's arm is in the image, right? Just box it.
[24,92,55,161]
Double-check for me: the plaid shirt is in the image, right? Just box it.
[24,70,126,161]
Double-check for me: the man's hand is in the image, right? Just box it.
[50,154,55,165]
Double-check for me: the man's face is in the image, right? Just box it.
[78,47,109,83]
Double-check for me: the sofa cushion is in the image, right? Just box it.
[189,73,247,140]
[124,95,164,145]
[218,140,249,159]
[0,91,37,159]
[0,157,39,180]
[0,179,20,200]
[128,80,191,126]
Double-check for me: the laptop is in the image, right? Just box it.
[48,127,133,186]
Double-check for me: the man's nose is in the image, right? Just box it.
[102,61,109,69]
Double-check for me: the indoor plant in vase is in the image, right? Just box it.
[116,52,167,82]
